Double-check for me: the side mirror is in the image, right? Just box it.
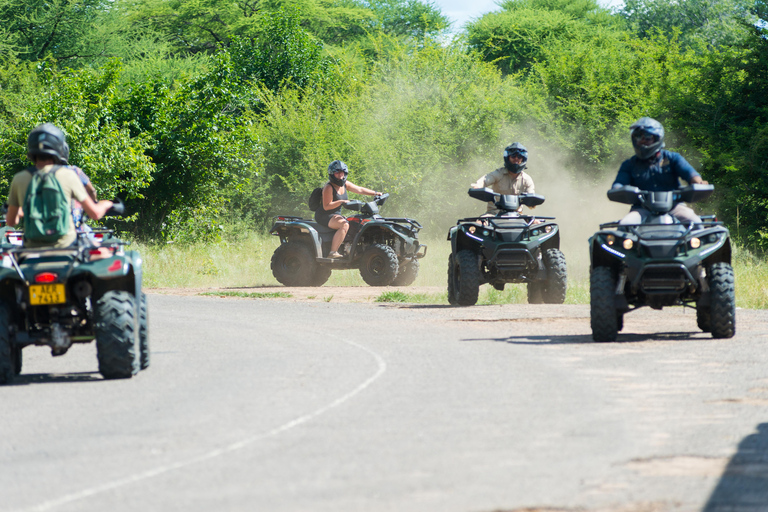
[106,198,125,216]
[520,194,545,207]
[343,200,364,211]
[468,187,498,203]
[678,184,714,203]
[607,185,641,205]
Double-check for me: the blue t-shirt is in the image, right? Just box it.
[613,150,700,191]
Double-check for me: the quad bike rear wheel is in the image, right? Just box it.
[447,254,458,305]
[709,263,735,339]
[271,242,317,287]
[95,291,140,379]
[0,303,14,384]
[310,265,333,286]
[590,266,618,342]
[359,244,399,286]
[451,250,481,306]
[696,303,711,333]
[527,281,543,304]
[393,259,419,286]
[139,292,150,370]
[541,248,567,304]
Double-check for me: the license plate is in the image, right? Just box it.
[29,284,66,305]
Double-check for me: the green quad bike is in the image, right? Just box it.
[447,187,567,306]
[270,193,427,287]
[589,184,734,342]
[0,226,149,384]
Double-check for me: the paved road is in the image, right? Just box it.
[2,294,768,512]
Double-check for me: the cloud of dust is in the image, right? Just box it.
[523,139,629,280]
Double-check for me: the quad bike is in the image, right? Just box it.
[270,193,427,287]
[447,188,567,306]
[588,184,734,342]
[0,225,148,384]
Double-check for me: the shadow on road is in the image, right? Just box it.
[703,422,768,511]
[465,331,707,345]
[9,371,102,386]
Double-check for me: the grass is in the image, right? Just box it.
[199,291,293,299]
[137,232,768,308]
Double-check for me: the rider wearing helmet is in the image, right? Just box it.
[471,142,535,214]
[315,160,381,258]
[613,117,707,225]
[5,123,115,247]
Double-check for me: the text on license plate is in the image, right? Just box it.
[29,284,66,305]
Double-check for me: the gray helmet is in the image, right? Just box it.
[27,123,67,164]
[328,160,348,186]
[630,117,665,160]
[503,142,528,173]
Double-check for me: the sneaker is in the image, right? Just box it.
[328,251,343,258]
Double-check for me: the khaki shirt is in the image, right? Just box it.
[8,165,89,248]
[471,168,535,213]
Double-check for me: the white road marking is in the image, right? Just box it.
[19,338,387,512]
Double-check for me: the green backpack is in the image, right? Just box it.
[22,166,70,243]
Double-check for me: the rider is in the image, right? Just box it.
[61,141,99,232]
[613,117,707,225]
[5,123,115,248]
[471,142,535,215]
[314,160,380,259]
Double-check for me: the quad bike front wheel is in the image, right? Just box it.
[95,291,140,379]
[271,242,318,287]
[0,303,14,384]
[451,250,481,306]
[393,259,420,286]
[541,248,568,304]
[590,266,618,342]
[708,262,735,339]
[359,244,399,286]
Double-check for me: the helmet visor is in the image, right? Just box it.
[632,130,660,147]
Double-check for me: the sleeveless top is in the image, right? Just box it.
[314,183,348,228]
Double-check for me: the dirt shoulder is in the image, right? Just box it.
[147,285,446,303]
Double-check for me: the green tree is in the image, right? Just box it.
[466,0,618,75]
[662,21,768,249]
[619,0,759,50]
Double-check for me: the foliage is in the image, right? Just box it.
[661,23,768,249]
[619,0,758,50]
[466,0,617,75]
[254,40,532,231]
[0,61,155,211]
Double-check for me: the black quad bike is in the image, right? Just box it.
[0,226,148,384]
[447,188,567,306]
[270,193,427,287]
[588,184,734,342]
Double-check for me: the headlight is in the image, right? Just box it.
[531,229,539,236]
[607,234,616,245]
[468,226,476,234]
[622,239,634,250]
[690,237,701,249]
[707,234,719,243]
[482,230,490,236]
[544,226,552,233]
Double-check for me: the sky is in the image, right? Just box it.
[431,0,624,33]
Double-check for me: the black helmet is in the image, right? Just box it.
[630,117,665,160]
[328,160,348,186]
[27,123,67,163]
[503,142,528,173]
[61,141,70,164]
